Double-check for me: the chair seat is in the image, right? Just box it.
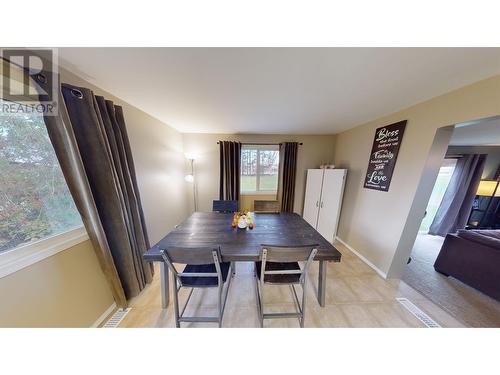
[255,261,301,284]
[180,262,230,287]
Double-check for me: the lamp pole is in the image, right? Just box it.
[189,158,198,212]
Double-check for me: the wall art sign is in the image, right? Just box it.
[364,120,407,192]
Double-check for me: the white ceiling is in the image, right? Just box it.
[59,48,500,134]
[451,117,500,146]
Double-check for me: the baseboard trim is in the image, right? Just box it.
[91,303,117,328]
[335,237,388,279]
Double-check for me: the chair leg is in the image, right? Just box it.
[253,267,263,328]
[172,276,180,328]
[231,261,236,278]
[218,284,223,328]
[300,279,306,328]
[259,280,265,328]
[222,267,233,313]
[258,294,263,327]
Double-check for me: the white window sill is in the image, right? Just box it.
[0,226,89,279]
[240,191,278,196]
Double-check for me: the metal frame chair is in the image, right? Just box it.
[254,244,318,328]
[160,246,233,328]
[212,200,238,213]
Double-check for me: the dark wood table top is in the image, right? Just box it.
[143,212,342,263]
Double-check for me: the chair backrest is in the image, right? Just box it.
[259,244,318,283]
[160,246,223,284]
[261,244,318,262]
[254,200,280,213]
[160,246,220,265]
[213,200,238,213]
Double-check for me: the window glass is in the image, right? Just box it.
[419,158,457,233]
[259,149,279,191]
[241,148,257,192]
[240,145,279,193]
[0,98,83,252]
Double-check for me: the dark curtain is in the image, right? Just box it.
[280,142,298,212]
[219,141,241,201]
[35,77,152,305]
[429,154,487,236]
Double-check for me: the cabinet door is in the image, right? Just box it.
[302,169,324,228]
[316,169,347,242]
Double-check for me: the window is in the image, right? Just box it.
[241,144,280,193]
[0,98,83,253]
[419,158,457,233]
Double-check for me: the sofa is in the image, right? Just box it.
[434,229,500,302]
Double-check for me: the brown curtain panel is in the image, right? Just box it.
[35,76,152,306]
[280,142,299,212]
[219,141,241,201]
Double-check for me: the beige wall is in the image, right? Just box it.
[334,74,500,277]
[0,240,114,327]
[182,133,336,214]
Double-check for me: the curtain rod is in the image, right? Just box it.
[217,142,303,145]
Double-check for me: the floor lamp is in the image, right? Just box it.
[185,157,197,212]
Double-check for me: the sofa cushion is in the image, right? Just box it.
[457,229,500,250]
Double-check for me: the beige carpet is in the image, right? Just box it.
[402,234,500,328]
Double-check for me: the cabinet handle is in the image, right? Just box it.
[316,201,319,207]
[320,202,324,208]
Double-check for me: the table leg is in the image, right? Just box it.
[318,260,327,307]
[160,262,169,309]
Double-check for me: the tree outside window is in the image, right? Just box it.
[0,99,82,252]
[240,145,279,193]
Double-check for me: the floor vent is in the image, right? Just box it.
[102,308,131,328]
[396,298,441,328]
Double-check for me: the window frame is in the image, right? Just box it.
[240,144,280,195]
[0,226,88,278]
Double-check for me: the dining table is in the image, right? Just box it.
[143,212,342,309]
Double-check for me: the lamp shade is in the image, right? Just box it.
[476,180,499,197]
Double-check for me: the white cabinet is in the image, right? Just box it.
[302,169,324,228]
[303,169,347,242]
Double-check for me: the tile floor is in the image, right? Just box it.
[118,241,465,328]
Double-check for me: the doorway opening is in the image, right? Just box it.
[402,116,500,327]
